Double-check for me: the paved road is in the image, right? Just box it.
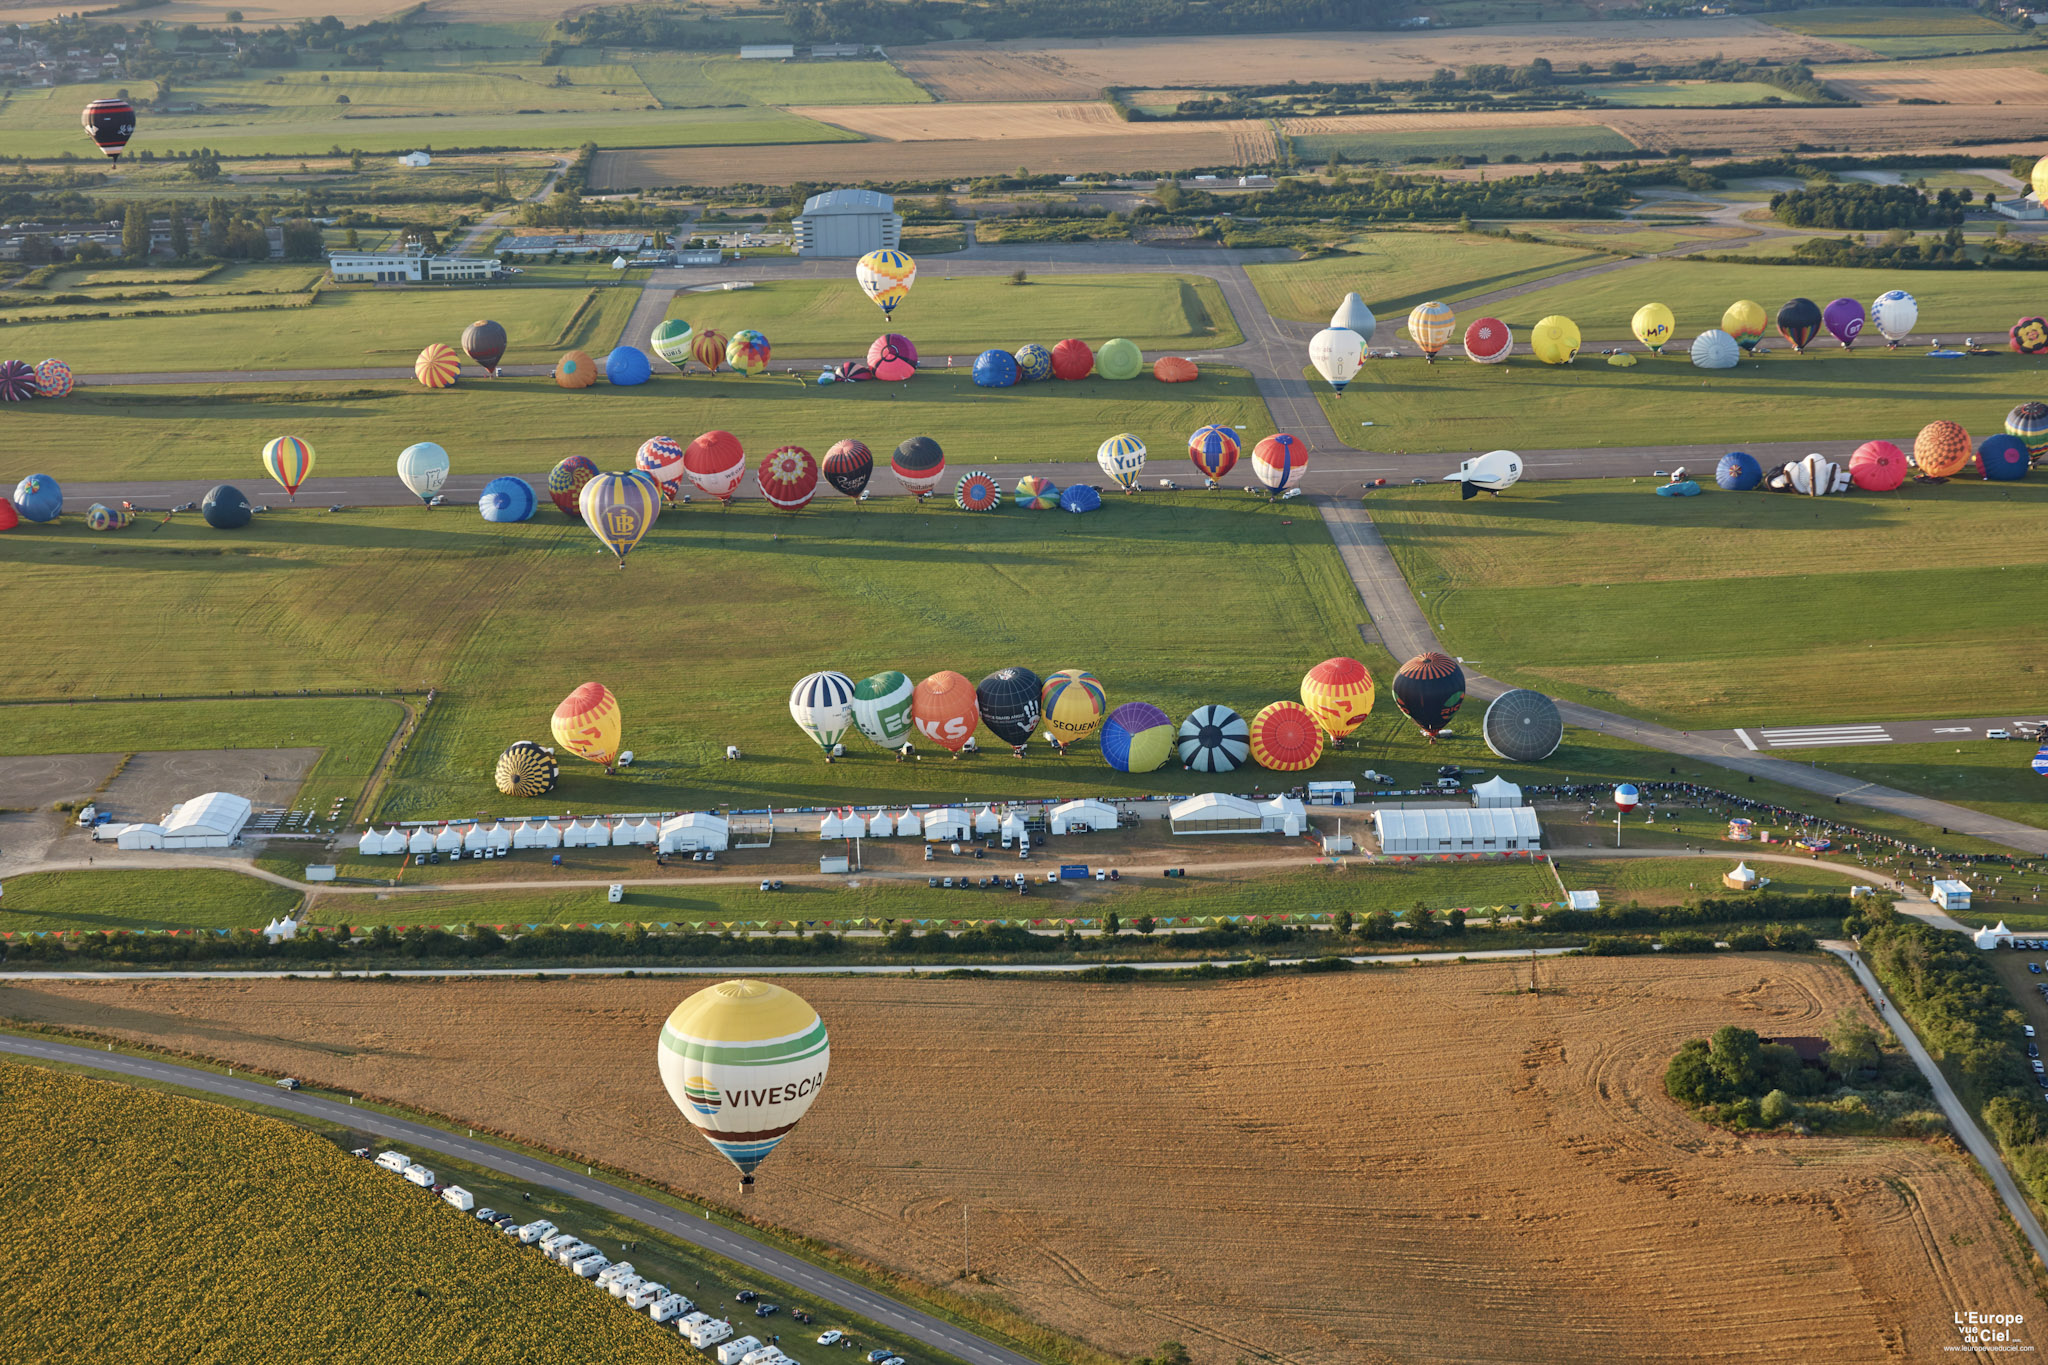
[1824,944,2048,1270]
[1696,717,2048,752]
[0,1031,1039,1365]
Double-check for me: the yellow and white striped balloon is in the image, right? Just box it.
[657,980,830,1189]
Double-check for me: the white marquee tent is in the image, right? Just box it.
[113,822,166,850]
[923,808,971,841]
[1471,776,1525,809]
[1049,799,1117,835]
[160,791,253,848]
[1373,805,1540,855]
[866,811,895,837]
[659,812,730,853]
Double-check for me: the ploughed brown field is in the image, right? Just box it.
[1818,62,2048,105]
[1599,103,2048,152]
[5,959,2032,1364]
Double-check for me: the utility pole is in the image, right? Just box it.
[962,1204,969,1279]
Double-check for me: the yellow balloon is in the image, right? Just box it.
[2033,155,2048,208]
[1722,299,1766,351]
[1530,315,1581,366]
[1630,302,1675,353]
[551,681,623,766]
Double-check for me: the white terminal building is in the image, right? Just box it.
[328,249,497,284]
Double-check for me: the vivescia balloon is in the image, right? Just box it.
[579,470,661,566]
[1407,300,1455,362]
[1631,303,1674,353]
[396,442,450,503]
[83,97,136,160]
[1300,657,1375,740]
[1722,300,1767,352]
[262,436,315,500]
[1530,316,1580,365]
[855,249,916,315]
[1309,326,1364,392]
[789,670,856,752]
[552,681,622,765]
[851,670,915,748]
[1042,669,1107,742]
[1871,289,1918,347]
[975,667,1043,747]
[658,979,829,1190]
[651,318,694,367]
[461,319,507,376]
[1096,433,1147,490]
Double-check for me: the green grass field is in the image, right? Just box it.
[1245,231,1611,324]
[2,369,1270,482]
[1764,741,2048,832]
[1369,478,2048,729]
[1290,125,1637,166]
[1313,348,2047,455]
[0,870,303,934]
[0,1061,681,1365]
[1773,6,2019,35]
[1556,856,1863,903]
[628,54,929,107]
[669,273,1242,354]
[1575,81,1814,106]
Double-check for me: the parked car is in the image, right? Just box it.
[818,1331,845,1346]
[755,1303,779,1318]
[870,1350,896,1361]
[2029,1026,2038,1038]
[1987,729,2011,740]
[2029,1043,2040,1059]
[736,1290,760,1304]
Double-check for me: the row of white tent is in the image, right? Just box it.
[819,799,1119,841]
[358,813,731,856]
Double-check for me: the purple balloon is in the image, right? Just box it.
[1823,297,1865,349]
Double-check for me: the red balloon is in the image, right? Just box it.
[1051,338,1094,381]
[757,445,819,511]
[911,670,980,751]
[0,497,17,531]
[1849,440,1906,492]
[683,429,746,501]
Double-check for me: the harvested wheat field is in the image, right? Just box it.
[894,22,1868,101]
[1601,103,2048,152]
[5,959,2037,1364]
[592,124,1277,188]
[1280,110,1609,136]
[1819,61,2048,105]
[788,101,1280,152]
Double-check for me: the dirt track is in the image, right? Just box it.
[3,960,2033,1364]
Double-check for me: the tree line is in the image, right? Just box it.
[1772,182,1970,229]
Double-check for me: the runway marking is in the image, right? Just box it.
[1733,728,1758,751]
[1757,724,1892,749]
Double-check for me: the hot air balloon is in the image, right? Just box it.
[973,349,1019,387]
[1463,317,1512,365]
[1331,292,1376,344]
[82,98,135,160]
[725,330,771,378]
[1720,300,1766,352]
[1100,702,1173,773]
[892,436,945,497]
[607,346,652,386]
[1042,669,1106,742]
[2014,317,2048,355]
[1096,433,1147,490]
[1715,451,1763,491]
[790,671,856,752]
[852,671,916,748]
[684,430,747,502]
[579,470,661,567]
[201,484,251,530]
[1690,329,1739,370]
[2034,154,2048,208]
[954,470,1001,512]
[1248,701,1323,771]
[691,329,727,375]
[1392,652,1465,740]
[1483,689,1562,763]
[85,503,131,532]
[552,682,623,765]
[1015,475,1059,509]
[822,439,873,499]
[0,498,16,532]
[1051,338,1094,381]
[1407,301,1455,362]
[1824,297,1865,349]
[1776,298,1821,353]
[461,319,507,376]
[1300,657,1375,741]
[1631,303,1675,353]
[652,318,694,368]
[1445,450,1521,499]
[976,667,1043,747]
[1061,485,1103,514]
[1176,705,1249,773]
[0,360,33,402]
[12,474,61,522]
[1189,424,1240,479]
[759,446,819,510]
[262,436,315,500]
[912,671,979,752]
[555,350,597,388]
[1871,290,1917,348]
[1849,440,1907,492]
[657,979,829,1190]
[548,455,599,515]
[494,741,559,797]
[868,333,917,382]
[1014,344,1054,382]
[1309,326,1364,392]
[414,343,460,389]
[1530,316,1580,365]
[1252,433,1306,492]
[33,358,73,398]
[1978,434,2031,481]
[1154,356,1198,383]
[635,436,687,503]
[1914,420,1971,479]
[397,443,450,503]
[1095,337,1142,381]
[2007,401,2048,459]
[479,476,536,523]
[855,249,916,315]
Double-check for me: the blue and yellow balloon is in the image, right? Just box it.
[579,469,661,568]
[855,249,916,316]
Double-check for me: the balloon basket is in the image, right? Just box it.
[740,1175,755,1195]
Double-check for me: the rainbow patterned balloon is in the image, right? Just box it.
[726,329,771,378]
[658,980,830,1189]
[1188,424,1240,479]
[1041,668,1107,742]
[33,358,73,398]
[262,436,316,500]
[1015,475,1060,510]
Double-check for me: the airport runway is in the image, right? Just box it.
[1698,717,2048,752]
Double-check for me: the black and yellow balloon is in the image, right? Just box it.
[494,741,560,798]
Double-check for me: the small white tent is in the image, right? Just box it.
[617,818,658,846]
[512,820,541,850]
[358,829,385,856]
[486,822,514,851]
[532,820,562,849]
[1471,776,1524,809]
[1000,812,1029,845]
[1259,796,1307,836]
[820,810,856,839]
[866,811,895,837]
[114,823,165,850]
[1976,920,2013,950]
[659,812,729,853]
[924,808,971,841]
[974,806,1000,836]
[894,808,921,837]
[1049,799,1117,835]
[435,825,463,853]
[378,827,407,855]
[408,827,435,855]
[463,824,490,852]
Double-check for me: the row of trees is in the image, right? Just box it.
[778,0,1386,45]
[1771,182,1971,229]
[1664,1016,1893,1130]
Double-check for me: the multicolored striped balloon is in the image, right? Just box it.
[33,358,73,398]
[726,329,771,378]
[1407,300,1456,361]
[1015,475,1059,510]
[262,436,316,500]
[414,342,460,389]
[691,329,727,375]
[954,469,1000,512]
[1189,425,1240,479]
[658,980,830,1189]
[1249,700,1325,771]
[1041,669,1106,741]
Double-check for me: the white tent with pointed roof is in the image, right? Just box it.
[435,825,463,853]
[408,827,435,855]
[1975,920,2012,950]
[974,805,1000,836]
[866,810,895,837]
[1471,775,1524,809]
[894,808,921,836]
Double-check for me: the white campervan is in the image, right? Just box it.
[374,1151,411,1174]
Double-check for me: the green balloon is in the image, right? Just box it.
[1096,337,1142,380]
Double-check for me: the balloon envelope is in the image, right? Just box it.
[867,333,917,382]
[1059,485,1101,513]
[2007,401,2048,458]
[396,442,450,503]
[1483,689,1563,763]
[1014,344,1053,382]
[1871,289,1918,343]
[1042,669,1107,741]
[262,436,316,498]
[1631,302,1675,352]
[548,455,599,515]
[11,474,60,522]
[494,741,559,797]
[1776,297,1822,351]
[1978,433,2031,481]
[972,349,1019,387]
[1690,329,1739,370]
[1392,652,1466,737]
[758,445,819,510]
[1176,704,1249,772]
[1722,299,1767,351]
[461,319,507,374]
[1252,433,1306,491]
[976,667,1044,746]
[855,249,916,314]
[2013,317,2048,355]
[912,671,979,751]
[727,329,771,378]
[0,361,34,402]
[1015,475,1060,509]
[201,484,251,530]
[606,346,652,386]
[1530,315,1580,365]
[1715,451,1763,490]
[636,436,689,499]
[479,475,536,522]
[684,430,747,501]
[1100,702,1174,773]
[552,681,622,765]
[657,979,829,1183]
[1823,297,1865,348]
[1330,292,1376,343]
[555,350,597,389]
[1189,424,1240,479]
[1050,338,1094,381]
[1154,356,1198,383]
[33,358,74,398]
[1096,337,1142,380]
[1096,433,1147,489]
[789,671,857,750]
[1309,327,1364,392]
[851,671,916,748]
[652,319,694,367]
[1914,421,1971,479]
[692,329,727,375]
[891,435,945,496]
[82,97,135,159]
[0,498,18,531]
[954,469,1000,512]
[1463,317,1511,364]
[414,343,460,389]
[578,470,661,565]
[822,439,873,498]
[1300,657,1375,739]
[1407,301,1455,357]
[1248,701,1324,772]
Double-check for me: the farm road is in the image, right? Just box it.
[0,1031,1043,1365]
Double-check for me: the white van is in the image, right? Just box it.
[374,1151,411,1174]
